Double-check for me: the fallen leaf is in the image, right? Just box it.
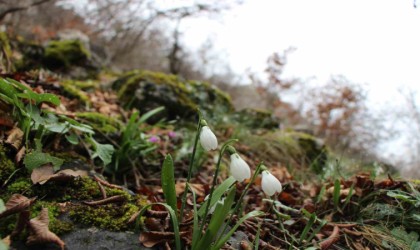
[11,210,30,237]
[172,183,205,196]
[15,146,25,163]
[5,127,24,150]
[31,165,54,184]
[27,208,65,250]
[0,194,36,219]
[140,231,187,248]
[31,165,87,185]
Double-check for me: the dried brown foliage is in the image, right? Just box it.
[27,208,65,250]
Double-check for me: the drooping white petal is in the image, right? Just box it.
[199,126,218,151]
[261,171,282,196]
[230,153,251,182]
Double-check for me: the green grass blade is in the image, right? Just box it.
[212,210,264,250]
[342,183,355,209]
[198,176,236,217]
[162,154,178,213]
[299,212,316,243]
[138,106,165,123]
[196,186,236,250]
[316,185,326,204]
[253,222,262,250]
[333,179,341,209]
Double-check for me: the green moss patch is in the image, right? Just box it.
[0,144,16,186]
[113,70,234,120]
[69,202,138,231]
[43,40,90,70]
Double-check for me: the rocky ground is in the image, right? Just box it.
[0,32,419,250]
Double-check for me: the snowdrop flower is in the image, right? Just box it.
[199,125,218,151]
[261,170,282,196]
[230,153,251,182]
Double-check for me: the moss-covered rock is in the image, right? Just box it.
[61,80,91,105]
[16,38,99,78]
[69,192,140,231]
[289,131,328,174]
[233,108,280,129]
[43,40,90,70]
[0,32,14,72]
[112,70,234,120]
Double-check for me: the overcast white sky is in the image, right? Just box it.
[181,0,420,106]
[177,0,420,172]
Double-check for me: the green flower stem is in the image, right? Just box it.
[198,139,238,237]
[179,115,203,220]
[216,162,264,242]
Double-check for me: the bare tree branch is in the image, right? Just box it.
[0,0,55,21]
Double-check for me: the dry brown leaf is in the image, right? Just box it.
[31,165,54,184]
[31,165,87,185]
[15,146,25,163]
[0,194,36,219]
[27,208,65,250]
[11,210,30,237]
[172,183,205,196]
[140,231,187,248]
[5,127,24,150]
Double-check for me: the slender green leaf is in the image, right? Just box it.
[253,222,261,250]
[65,133,79,145]
[198,176,236,217]
[60,116,95,134]
[316,185,326,204]
[342,183,355,209]
[162,155,177,213]
[138,106,165,123]
[387,191,415,204]
[300,212,316,243]
[0,78,17,98]
[196,186,236,250]
[212,210,264,250]
[333,179,341,209]
[137,203,181,250]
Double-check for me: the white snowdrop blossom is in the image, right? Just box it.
[230,153,251,182]
[199,126,218,151]
[261,170,282,196]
